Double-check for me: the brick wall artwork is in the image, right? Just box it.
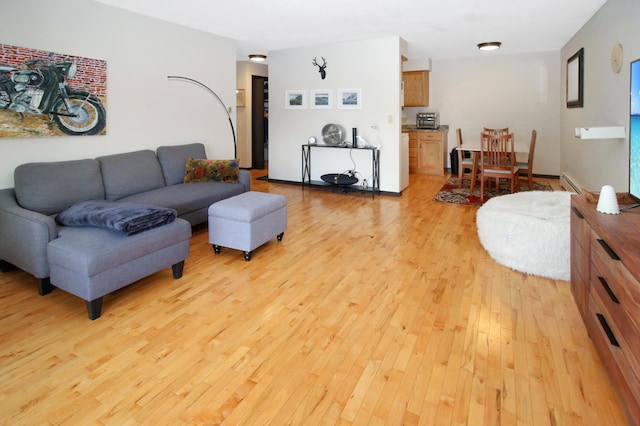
[0,43,107,138]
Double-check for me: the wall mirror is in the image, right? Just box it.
[567,48,584,108]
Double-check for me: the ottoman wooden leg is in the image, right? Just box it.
[244,251,252,261]
[277,232,284,241]
[212,245,221,254]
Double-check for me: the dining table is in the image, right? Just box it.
[456,141,529,193]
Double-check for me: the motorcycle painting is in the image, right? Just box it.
[0,43,106,138]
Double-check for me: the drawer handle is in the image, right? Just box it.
[597,277,620,304]
[597,239,620,261]
[571,207,584,219]
[596,313,620,347]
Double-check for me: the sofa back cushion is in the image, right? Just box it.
[97,150,166,201]
[156,143,207,186]
[14,159,105,215]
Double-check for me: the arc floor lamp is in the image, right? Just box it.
[167,75,237,158]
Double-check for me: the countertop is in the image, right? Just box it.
[402,124,449,132]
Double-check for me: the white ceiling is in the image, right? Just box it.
[93,0,607,61]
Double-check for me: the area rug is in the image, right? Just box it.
[476,191,571,281]
[434,176,553,206]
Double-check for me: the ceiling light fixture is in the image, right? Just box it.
[477,42,501,51]
[249,54,267,62]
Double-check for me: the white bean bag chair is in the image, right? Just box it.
[476,191,571,281]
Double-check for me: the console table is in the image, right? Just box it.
[301,144,380,199]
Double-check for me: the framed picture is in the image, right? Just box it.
[285,90,306,109]
[310,90,332,109]
[566,48,584,108]
[338,88,362,109]
[0,43,107,138]
[236,89,245,107]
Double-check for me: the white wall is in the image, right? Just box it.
[0,0,237,189]
[267,37,404,193]
[561,0,640,192]
[236,61,268,168]
[411,52,561,176]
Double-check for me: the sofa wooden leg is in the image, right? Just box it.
[87,298,103,320]
[38,277,53,296]
[172,260,185,279]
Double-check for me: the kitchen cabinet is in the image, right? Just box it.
[570,195,640,425]
[403,71,429,107]
[407,129,447,175]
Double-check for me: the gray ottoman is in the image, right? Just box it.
[47,218,191,320]
[208,191,287,261]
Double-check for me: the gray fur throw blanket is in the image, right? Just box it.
[56,200,177,236]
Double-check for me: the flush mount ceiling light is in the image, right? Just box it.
[249,54,267,62]
[477,42,501,51]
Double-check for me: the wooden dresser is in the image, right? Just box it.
[407,128,448,176]
[571,195,640,424]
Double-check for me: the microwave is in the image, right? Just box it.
[416,112,439,129]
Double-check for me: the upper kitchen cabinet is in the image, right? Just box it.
[403,70,429,107]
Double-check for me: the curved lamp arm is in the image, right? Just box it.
[167,75,237,158]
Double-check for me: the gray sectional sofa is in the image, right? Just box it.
[0,143,249,316]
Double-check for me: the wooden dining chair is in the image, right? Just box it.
[456,128,476,188]
[517,130,537,190]
[479,132,520,202]
[483,127,509,135]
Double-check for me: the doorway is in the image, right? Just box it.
[251,75,268,169]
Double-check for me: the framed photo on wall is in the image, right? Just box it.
[285,90,306,109]
[236,89,245,107]
[566,48,584,108]
[338,88,362,109]
[310,90,332,109]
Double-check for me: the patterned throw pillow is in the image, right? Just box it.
[183,158,240,183]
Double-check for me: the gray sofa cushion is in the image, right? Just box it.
[157,143,207,186]
[97,150,166,201]
[14,159,105,215]
[117,181,246,217]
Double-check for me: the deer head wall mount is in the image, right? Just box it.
[312,57,327,80]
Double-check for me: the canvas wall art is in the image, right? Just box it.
[0,43,107,138]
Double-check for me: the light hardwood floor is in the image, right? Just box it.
[0,172,628,425]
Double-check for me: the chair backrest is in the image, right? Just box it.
[527,130,537,166]
[483,127,509,135]
[480,132,516,171]
[456,128,464,163]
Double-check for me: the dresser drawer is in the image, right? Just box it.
[587,295,640,418]
[570,204,591,251]
[418,132,441,142]
[591,236,640,330]
[591,235,640,383]
[591,263,640,381]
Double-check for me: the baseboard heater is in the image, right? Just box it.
[560,173,582,194]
